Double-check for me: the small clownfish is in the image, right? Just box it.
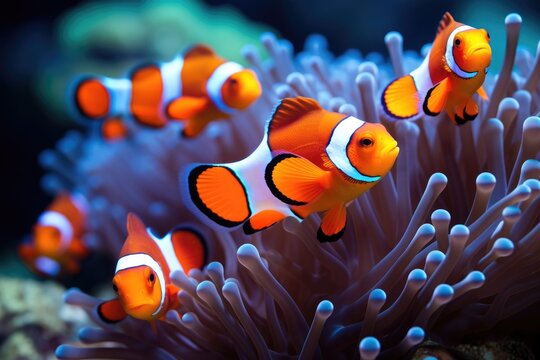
[72,44,262,138]
[97,213,207,326]
[382,12,492,125]
[18,192,89,277]
[185,96,399,242]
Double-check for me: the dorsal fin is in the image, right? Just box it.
[437,12,455,34]
[184,44,216,59]
[268,97,322,132]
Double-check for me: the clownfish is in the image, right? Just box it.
[18,192,89,277]
[97,213,207,326]
[382,12,491,125]
[72,44,262,137]
[185,96,399,242]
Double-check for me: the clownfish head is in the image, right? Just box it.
[447,27,491,76]
[112,264,163,321]
[111,213,167,321]
[347,122,399,180]
[221,69,262,110]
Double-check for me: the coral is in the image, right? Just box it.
[0,277,88,359]
[48,13,540,360]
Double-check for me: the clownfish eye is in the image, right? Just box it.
[149,273,155,283]
[454,38,461,47]
[112,284,118,293]
[359,138,374,147]
[228,78,238,86]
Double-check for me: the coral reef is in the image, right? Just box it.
[48,13,540,360]
[0,277,88,360]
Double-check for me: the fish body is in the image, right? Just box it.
[97,214,207,324]
[382,12,491,124]
[185,96,399,242]
[18,192,89,277]
[72,45,262,137]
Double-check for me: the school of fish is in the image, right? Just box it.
[19,12,493,327]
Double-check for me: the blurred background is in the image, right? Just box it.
[1,0,539,277]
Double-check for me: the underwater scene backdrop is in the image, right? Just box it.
[1,0,540,359]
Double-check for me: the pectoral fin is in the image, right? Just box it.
[423,78,450,116]
[166,96,209,120]
[317,205,347,243]
[477,86,489,101]
[265,153,330,206]
[97,298,126,324]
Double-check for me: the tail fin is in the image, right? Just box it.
[186,165,251,227]
[71,76,130,122]
[381,75,421,120]
[170,227,208,272]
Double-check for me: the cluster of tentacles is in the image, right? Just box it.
[49,14,540,359]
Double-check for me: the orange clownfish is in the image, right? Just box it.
[185,96,399,242]
[97,213,207,325]
[73,45,262,137]
[18,192,89,277]
[382,12,492,125]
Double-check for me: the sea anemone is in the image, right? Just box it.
[49,13,539,359]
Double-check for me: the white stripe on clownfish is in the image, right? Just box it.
[325,116,381,183]
[160,55,184,117]
[445,25,478,79]
[37,211,73,250]
[147,229,184,274]
[102,77,132,115]
[115,253,166,317]
[206,62,244,114]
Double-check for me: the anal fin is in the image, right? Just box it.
[317,205,347,243]
[243,210,287,234]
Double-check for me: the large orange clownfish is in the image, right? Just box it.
[97,213,207,326]
[185,96,399,242]
[19,192,89,277]
[72,45,262,137]
[382,12,492,125]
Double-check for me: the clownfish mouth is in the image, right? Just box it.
[472,46,490,54]
[126,302,153,311]
[383,142,399,154]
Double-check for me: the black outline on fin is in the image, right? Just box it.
[317,221,347,243]
[423,84,442,117]
[97,300,125,324]
[381,75,420,120]
[265,153,308,206]
[170,226,209,270]
[188,165,251,228]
